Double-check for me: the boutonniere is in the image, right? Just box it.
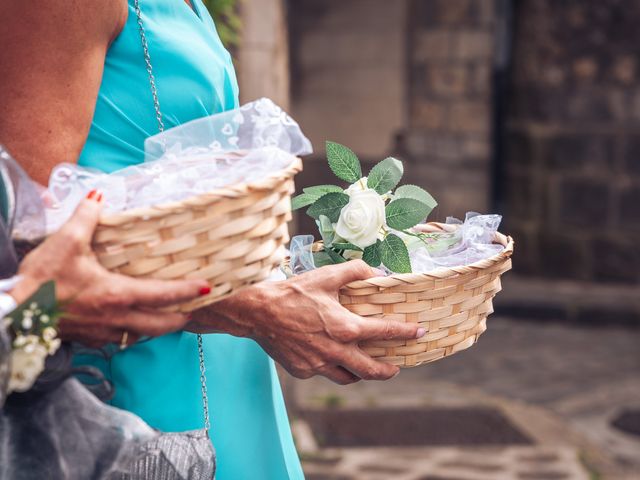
[3,281,62,393]
[292,142,438,273]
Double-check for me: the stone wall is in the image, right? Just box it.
[398,0,498,218]
[504,0,640,284]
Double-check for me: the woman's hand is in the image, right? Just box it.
[9,192,210,347]
[189,261,425,384]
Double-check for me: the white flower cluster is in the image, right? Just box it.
[4,302,61,393]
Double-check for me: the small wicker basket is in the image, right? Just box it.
[92,157,303,313]
[286,222,514,367]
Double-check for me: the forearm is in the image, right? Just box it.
[186,284,272,338]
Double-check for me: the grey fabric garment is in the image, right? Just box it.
[0,377,216,480]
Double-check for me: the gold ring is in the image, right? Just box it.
[119,331,129,351]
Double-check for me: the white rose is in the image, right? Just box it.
[345,177,368,196]
[8,343,48,393]
[336,189,386,249]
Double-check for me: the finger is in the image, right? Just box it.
[318,365,361,385]
[317,260,380,288]
[340,346,400,381]
[59,193,104,245]
[108,274,210,308]
[356,318,424,342]
[109,309,190,337]
[58,322,141,348]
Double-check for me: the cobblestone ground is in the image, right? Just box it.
[292,317,640,479]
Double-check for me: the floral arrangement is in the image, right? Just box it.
[3,281,61,393]
[292,142,438,273]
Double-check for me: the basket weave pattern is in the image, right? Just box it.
[339,223,514,367]
[92,157,302,312]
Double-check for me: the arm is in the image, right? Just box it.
[188,263,425,384]
[0,0,127,184]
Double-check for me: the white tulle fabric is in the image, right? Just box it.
[16,99,311,240]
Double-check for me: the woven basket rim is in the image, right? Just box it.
[97,155,303,226]
[284,222,514,288]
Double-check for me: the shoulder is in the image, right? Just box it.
[0,0,128,45]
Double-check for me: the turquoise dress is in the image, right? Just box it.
[76,1,304,479]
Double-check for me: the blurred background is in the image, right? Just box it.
[209,1,640,478]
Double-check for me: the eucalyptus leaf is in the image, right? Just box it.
[394,184,438,211]
[380,234,412,273]
[367,157,404,194]
[362,241,382,267]
[326,141,362,183]
[307,192,349,223]
[385,198,431,230]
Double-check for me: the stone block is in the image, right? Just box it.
[505,173,535,219]
[469,63,491,94]
[502,225,539,276]
[544,133,615,173]
[558,179,610,228]
[620,186,640,231]
[411,101,447,130]
[412,30,452,61]
[449,101,490,133]
[426,65,468,97]
[624,136,640,176]
[451,31,493,60]
[592,235,640,284]
[538,233,590,280]
[505,130,536,167]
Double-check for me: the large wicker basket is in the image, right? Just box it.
[92,157,303,312]
[287,222,513,367]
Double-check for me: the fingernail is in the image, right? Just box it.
[392,370,401,379]
[87,189,97,200]
[416,328,426,339]
[373,268,387,276]
[199,286,212,296]
[96,193,103,203]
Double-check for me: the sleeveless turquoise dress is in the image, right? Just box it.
[76,2,304,479]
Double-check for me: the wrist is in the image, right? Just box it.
[187,285,269,337]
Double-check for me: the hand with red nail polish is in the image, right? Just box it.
[9,197,210,347]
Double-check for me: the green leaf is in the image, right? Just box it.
[326,141,362,183]
[303,185,344,196]
[324,247,347,264]
[367,157,404,194]
[318,215,335,246]
[307,192,350,223]
[394,185,438,211]
[332,242,363,252]
[380,234,412,273]
[362,241,382,267]
[292,193,318,211]
[313,251,336,268]
[385,198,431,230]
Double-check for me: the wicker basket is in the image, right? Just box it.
[91,157,303,313]
[286,222,513,367]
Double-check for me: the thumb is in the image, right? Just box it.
[321,260,380,288]
[59,190,104,245]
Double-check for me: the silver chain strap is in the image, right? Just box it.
[133,0,210,435]
[133,0,166,134]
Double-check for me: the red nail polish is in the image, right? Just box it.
[87,189,97,200]
[199,286,211,296]
[96,193,103,202]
